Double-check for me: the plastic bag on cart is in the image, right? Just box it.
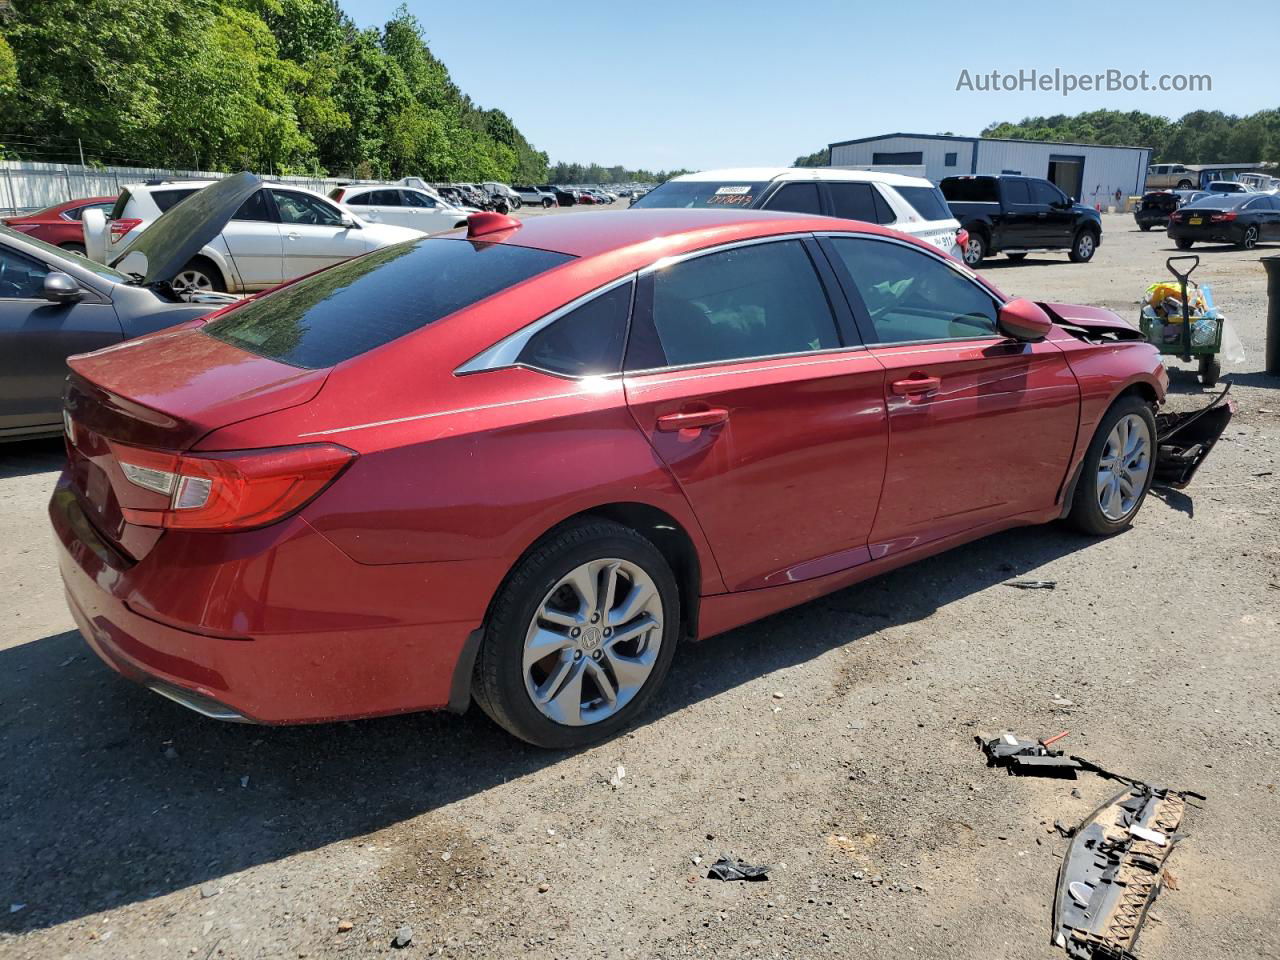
[1219,317,1247,365]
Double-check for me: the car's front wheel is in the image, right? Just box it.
[1066,396,1156,536]
[474,519,680,748]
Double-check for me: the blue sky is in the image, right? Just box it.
[352,1,1272,171]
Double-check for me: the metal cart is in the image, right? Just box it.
[1138,255,1224,387]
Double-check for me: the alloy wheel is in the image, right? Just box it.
[171,268,214,295]
[963,236,984,266]
[1076,233,1095,260]
[522,558,663,727]
[1244,226,1258,249]
[1096,413,1151,521]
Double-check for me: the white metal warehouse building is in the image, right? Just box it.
[828,134,1152,209]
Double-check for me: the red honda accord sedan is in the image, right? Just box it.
[52,206,1172,747]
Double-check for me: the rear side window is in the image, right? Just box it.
[232,190,273,222]
[206,238,573,368]
[1002,180,1032,204]
[517,281,633,377]
[763,182,822,215]
[636,240,839,369]
[344,192,371,206]
[828,182,881,223]
[896,185,952,222]
[152,189,198,213]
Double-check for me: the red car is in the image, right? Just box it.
[51,205,1222,748]
[3,196,116,254]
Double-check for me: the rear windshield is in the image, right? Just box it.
[939,178,998,203]
[896,185,952,222]
[1184,194,1249,209]
[205,237,573,368]
[631,180,770,209]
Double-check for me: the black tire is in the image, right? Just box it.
[1175,238,1194,250]
[1005,252,1028,261]
[510,197,523,210]
[1177,180,1194,190]
[1240,225,1259,250]
[473,519,681,749]
[1068,228,1099,263]
[1199,356,1221,388]
[1066,396,1157,537]
[962,230,986,266]
[542,197,553,208]
[1139,224,1152,232]
[59,242,87,255]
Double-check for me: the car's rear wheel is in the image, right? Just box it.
[962,231,986,266]
[1139,224,1152,232]
[542,197,554,209]
[1177,180,1194,190]
[1069,229,1098,262]
[474,519,680,748]
[1241,225,1259,249]
[1066,396,1156,536]
[171,258,225,295]
[1175,238,1194,250]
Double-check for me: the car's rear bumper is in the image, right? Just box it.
[50,476,486,724]
[1167,223,1243,244]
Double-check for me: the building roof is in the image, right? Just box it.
[671,166,930,187]
[828,132,1152,152]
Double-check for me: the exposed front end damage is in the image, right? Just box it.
[1154,385,1235,489]
[1053,783,1200,960]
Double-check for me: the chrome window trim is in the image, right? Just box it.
[622,342,870,379]
[455,274,637,376]
[635,232,814,276]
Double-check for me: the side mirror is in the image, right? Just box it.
[997,298,1053,342]
[42,271,83,304]
[339,215,360,229]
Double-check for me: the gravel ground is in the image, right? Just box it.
[1,211,1277,960]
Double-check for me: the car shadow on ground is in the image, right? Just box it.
[0,521,1119,933]
[970,256,1071,269]
[0,437,64,480]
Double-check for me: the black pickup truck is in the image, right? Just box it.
[940,175,1103,266]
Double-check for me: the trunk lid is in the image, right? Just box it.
[62,327,327,559]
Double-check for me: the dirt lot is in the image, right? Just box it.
[1,211,1277,960]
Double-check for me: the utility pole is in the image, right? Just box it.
[78,138,85,167]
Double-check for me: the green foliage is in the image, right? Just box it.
[981,108,1280,165]
[547,161,688,185]
[0,0,649,181]
[793,147,828,167]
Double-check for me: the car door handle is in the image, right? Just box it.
[656,408,729,432]
[286,231,300,239]
[890,376,941,397]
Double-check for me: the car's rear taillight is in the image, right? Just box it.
[1209,211,1237,222]
[109,217,142,243]
[110,442,356,531]
[955,228,969,253]
[332,188,345,202]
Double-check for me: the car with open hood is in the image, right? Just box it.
[0,198,238,441]
[50,207,1230,748]
[84,175,422,295]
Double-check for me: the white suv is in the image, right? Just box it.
[512,185,557,208]
[632,167,964,258]
[330,184,472,234]
[85,180,423,294]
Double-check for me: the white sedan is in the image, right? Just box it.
[85,180,423,295]
[330,184,474,235]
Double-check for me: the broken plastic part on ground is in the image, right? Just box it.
[1053,783,1199,959]
[1154,384,1235,489]
[706,857,770,882]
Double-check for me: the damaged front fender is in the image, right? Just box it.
[1154,385,1235,489]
